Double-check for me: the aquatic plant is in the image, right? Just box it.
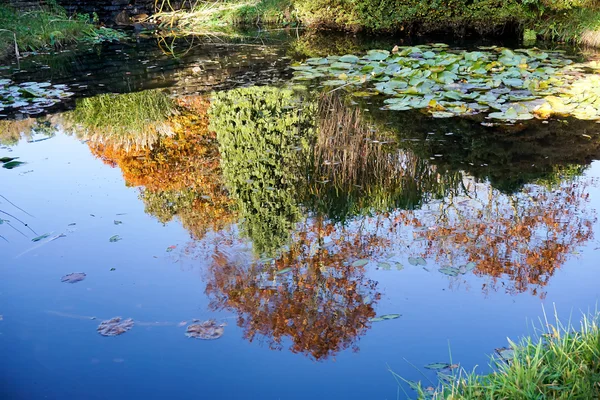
[97,317,134,336]
[185,320,226,339]
[0,79,73,116]
[292,45,600,122]
[60,272,86,283]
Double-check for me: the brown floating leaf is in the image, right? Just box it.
[97,317,134,337]
[61,272,86,283]
[185,320,226,340]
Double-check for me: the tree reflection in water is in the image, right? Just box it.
[205,216,382,360]
[392,177,596,298]
[76,87,599,359]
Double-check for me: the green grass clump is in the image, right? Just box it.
[154,0,296,32]
[67,90,176,148]
[396,310,600,399]
[0,3,125,59]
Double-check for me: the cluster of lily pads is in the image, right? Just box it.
[0,79,73,115]
[292,45,600,122]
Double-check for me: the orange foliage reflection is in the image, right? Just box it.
[393,178,596,297]
[205,217,384,360]
[88,96,235,239]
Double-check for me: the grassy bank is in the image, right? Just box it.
[395,311,600,399]
[152,0,600,46]
[0,3,125,60]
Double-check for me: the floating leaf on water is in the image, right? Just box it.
[110,267,116,271]
[0,157,18,163]
[366,49,390,61]
[369,317,385,322]
[339,54,360,64]
[2,161,26,169]
[416,257,427,266]
[114,220,123,225]
[425,362,451,370]
[97,317,134,337]
[321,80,347,86]
[166,245,177,252]
[352,259,370,267]
[109,235,121,242]
[395,262,404,271]
[185,320,226,340]
[495,347,515,362]
[378,262,392,270]
[61,272,86,283]
[32,233,51,242]
[465,262,477,272]
[439,266,459,277]
[380,313,401,320]
[276,267,292,275]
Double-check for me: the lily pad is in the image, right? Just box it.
[439,266,459,276]
[109,235,121,242]
[61,272,86,283]
[185,320,226,340]
[425,362,451,370]
[495,347,515,363]
[97,317,134,336]
[351,259,370,267]
[2,160,26,169]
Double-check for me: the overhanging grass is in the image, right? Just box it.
[393,310,600,399]
[531,7,600,46]
[153,0,297,32]
[0,4,126,60]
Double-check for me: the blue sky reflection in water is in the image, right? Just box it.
[2,41,600,400]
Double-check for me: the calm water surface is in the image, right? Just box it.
[2,31,600,399]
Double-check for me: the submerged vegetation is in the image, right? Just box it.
[0,3,125,59]
[396,311,600,399]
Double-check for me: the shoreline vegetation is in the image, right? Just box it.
[151,0,600,47]
[0,2,125,60]
[391,310,600,399]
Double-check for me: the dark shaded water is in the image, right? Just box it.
[2,30,600,400]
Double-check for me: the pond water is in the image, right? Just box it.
[2,30,600,399]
